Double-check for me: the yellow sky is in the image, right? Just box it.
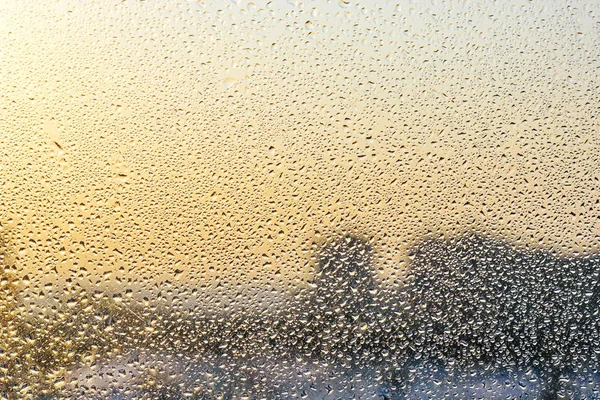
[0,0,599,302]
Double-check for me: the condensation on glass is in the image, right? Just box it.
[0,0,599,398]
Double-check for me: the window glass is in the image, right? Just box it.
[0,0,599,398]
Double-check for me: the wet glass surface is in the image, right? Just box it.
[0,0,599,398]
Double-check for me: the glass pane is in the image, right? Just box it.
[0,0,599,398]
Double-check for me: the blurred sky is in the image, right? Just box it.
[0,0,598,298]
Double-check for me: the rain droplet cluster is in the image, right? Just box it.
[0,0,598,398]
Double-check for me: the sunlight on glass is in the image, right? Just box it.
[0,0,599,398]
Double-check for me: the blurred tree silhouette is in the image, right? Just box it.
[0,234,150,398]
[0,237,37,398]
[403,233,600,398]
[312,234,376,320]
[306,234,380,366]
